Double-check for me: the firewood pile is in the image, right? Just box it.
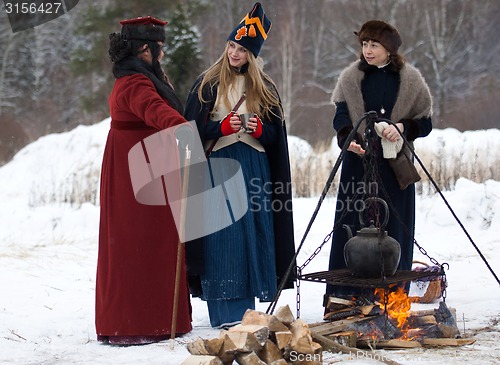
[181,305,323,365]
[309,295,475,349]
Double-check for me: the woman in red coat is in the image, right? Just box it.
[96,16,192,345]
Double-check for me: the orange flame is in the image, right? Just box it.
[374,286,417,335]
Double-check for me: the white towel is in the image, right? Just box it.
[374,122,404,159]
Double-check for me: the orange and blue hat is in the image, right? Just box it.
[227,2,271,57]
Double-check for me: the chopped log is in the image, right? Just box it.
[275,305,295,325]
[406,325,441,339]
[309,316,374,336]
[269,360,288,365]
[324,296,355,310]
[219,327,265,356]
[217,351,234,365]
[359,305,382,316]
[311,332,404,365]
[187,338,224,356]
[323,307,362,321]
[289,356,322,365]
[180,355,224,365]
[258,339,283,364]
[273,330,293,350]
[347,314,401,340]
[228,324,270,347]
[289,318,322,355]
[241,309,289,332]
[437,324,460,339]
[241,309,272,326]
[357,339,422,349]
[409,309,438,317]
[235,352,266,365]
[268,318,290,333]
[435,303,458,325]
[421,338,476,347]
[408,314,437,327]
[326,331,356,348]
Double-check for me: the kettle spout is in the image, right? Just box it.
[342,224,353,239]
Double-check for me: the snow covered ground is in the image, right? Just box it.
[0,120,499,364]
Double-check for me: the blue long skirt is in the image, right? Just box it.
[201,142,277,327]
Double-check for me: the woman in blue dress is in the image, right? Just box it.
[184,3,295,328]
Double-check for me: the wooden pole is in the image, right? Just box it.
[170,145,191,350]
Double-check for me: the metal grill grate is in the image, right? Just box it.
[298,269,443,288]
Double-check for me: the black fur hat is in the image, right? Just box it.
[355,20,402,54]
[120,16,167,42]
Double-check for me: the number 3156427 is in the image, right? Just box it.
[5,2,63,14]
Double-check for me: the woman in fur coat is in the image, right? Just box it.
[325,20,433,303]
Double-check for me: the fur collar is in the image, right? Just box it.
[331,60,433,128]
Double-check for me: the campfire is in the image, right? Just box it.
[312,286,473,349]
[373,286,416,337]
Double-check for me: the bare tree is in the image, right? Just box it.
[422,0,472,119]
[0,31,18,116]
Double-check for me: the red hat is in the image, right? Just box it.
[119,16,167,42]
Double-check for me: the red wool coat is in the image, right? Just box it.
[96,74,192,337]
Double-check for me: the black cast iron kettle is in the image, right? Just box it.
[343,197,401,278]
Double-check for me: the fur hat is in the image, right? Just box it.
[120,16,167,42]
[355,20,402,54]
[227,2,271,57]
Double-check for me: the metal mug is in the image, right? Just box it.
[239,113,255,134]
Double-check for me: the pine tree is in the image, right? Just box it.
[70,0,183,116]
[163,1,204,103]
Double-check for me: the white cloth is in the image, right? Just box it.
[374,122,404,159]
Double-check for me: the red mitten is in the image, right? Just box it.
[220,112,236,136]
[251,115,263,138]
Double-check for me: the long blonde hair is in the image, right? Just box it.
[197,42,282,121]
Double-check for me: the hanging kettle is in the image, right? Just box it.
[343,197,401,278]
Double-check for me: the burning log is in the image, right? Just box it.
[314,287,468,350]
[346,314,401,340]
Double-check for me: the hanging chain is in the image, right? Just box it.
[296,267,301,318]
[296,229,333,318]
[298,229,333,272]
